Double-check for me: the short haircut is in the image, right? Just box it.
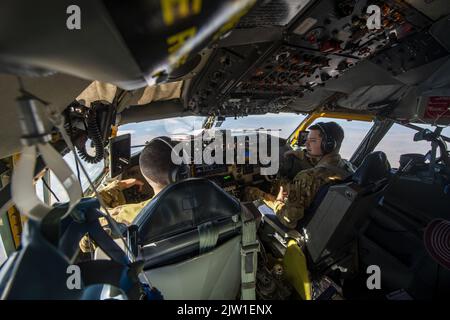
[139,136,175,186]
[309,121,344,151]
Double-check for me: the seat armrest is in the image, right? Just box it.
[254,200,303,242]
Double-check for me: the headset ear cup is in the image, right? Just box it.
[170,164,189,183]
[331,139,337,152]
[321,139,328,154]
[317,122,336,154]
[170,166,179,183]
[322,137,336,154]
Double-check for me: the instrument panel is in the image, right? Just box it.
[172,131,279,199]
[119,130,280,202]
[191,162,267,199]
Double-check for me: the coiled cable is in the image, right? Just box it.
[77,108,104,164]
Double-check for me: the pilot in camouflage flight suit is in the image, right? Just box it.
[246,122,354,229]
[97,178,151,225]
[80,136,176,252]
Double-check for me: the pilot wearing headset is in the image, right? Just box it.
[80,136,181,252]
[246,121,354,229]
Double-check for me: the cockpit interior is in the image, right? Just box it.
[0,0,450,301]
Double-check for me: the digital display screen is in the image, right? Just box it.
[109,134,131,178]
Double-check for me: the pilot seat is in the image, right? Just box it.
[96,178,260,300]
[258,151,392,278]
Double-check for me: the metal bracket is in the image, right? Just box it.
[11,95,82,221]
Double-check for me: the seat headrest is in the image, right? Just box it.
[399,153,425,170]
[352,151,391,187]
[133,178,241,244]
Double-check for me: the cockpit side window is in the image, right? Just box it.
[35,151,105,205]
[374,124,450,168]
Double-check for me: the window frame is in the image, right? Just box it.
[36,152,107,206]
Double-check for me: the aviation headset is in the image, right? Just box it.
[151,137,189,183]
[313,122,338,154]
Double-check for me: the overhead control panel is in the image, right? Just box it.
[186,0,448,119]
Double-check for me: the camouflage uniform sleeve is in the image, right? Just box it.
[291,149,307,160]
[107,198,152,225]
[98,180,127,208]
[244,186,276,203]
[273,168,327,229]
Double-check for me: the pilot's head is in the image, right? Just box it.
[306,122,344,157]
[139,136,177,194]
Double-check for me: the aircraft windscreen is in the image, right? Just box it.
[119,116,206,152]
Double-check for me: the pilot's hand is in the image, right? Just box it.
[118,178,144,192]
[276,186,288,202]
